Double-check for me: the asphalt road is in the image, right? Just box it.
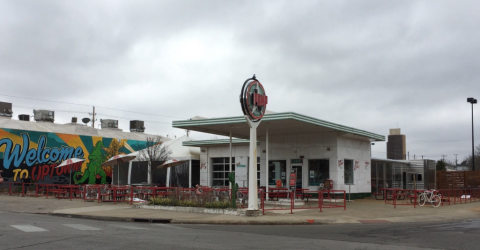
[1,211,478,250]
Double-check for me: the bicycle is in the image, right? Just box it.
[418,190,441,208]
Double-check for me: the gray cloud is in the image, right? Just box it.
[1,0,479,162]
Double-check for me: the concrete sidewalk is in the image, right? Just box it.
[1,195,480,224]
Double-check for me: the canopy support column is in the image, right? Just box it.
[128,161,132,185]
[232,129,233,189]
[266,127,269,200]
[189,159,192,188]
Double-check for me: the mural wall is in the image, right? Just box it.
[0,128,148,184]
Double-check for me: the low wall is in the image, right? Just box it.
[138,204,261,216]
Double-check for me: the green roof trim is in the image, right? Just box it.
[183,139,252,147]
[174,112,385,141]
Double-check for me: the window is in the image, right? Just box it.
[268,160,287,186]
[418,174,422,181]
[344,159,354,184]
[411,174,422,181]
[308,159,329,186]
[212,157,235,187]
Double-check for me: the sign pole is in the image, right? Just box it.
[239,74,268,217]
[246,116,260,212]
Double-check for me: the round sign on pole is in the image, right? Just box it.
[240,75,268,122]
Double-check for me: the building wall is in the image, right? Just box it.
[371,159,429,191]
[198,131,372,194]
[336,137,372,194]
[0,128,148,184]
[387,134,406,160]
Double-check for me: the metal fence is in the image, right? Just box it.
[1,182,349,214]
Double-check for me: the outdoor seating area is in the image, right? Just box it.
[261,189,347,214]
[0,181,350,214]
[378,188,480,208]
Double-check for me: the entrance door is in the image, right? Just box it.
[291,166,302,189]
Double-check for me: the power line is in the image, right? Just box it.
[12,105,172,125]
[0,93,186,119]
[1,94,91,107]
[408,138,480,142]
[15,105,89,115]
[96,113,171,125]
[94,106,184,119]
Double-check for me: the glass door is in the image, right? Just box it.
[291,165,302,189]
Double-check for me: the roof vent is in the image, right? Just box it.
[18,114,30,121]
[0,101,13,118]
[33,110,54,123]
[72,117,77,123]
[100,119,120,130]
[130,120,145,133]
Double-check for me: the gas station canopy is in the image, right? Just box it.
[173,112,385,142]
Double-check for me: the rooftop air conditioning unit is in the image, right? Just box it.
[33,110,54,123]
[18,114,30,121]
[130,120,145,133]
[0,101,13,118]
[100,119,119,129]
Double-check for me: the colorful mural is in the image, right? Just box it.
[0,128,148,184]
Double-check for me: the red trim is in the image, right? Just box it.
[245,81,267,120]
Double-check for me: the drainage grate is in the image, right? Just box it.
[131,218,172,223]
[358,220,391,224]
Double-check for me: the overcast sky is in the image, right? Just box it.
[1,1,479,163]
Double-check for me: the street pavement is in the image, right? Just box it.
[1,195,480,225]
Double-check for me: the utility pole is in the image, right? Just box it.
[92,106,96,128]
[441,154,447,162]
[454,154,458,170]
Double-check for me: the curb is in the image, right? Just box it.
[47,212,334,225]
[48,213,138,222]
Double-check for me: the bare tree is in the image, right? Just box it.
[137,135,171,184]
[462,144,480,171]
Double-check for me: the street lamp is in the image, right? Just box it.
[467,97,477,170]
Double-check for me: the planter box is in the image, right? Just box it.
[138,205,259,216]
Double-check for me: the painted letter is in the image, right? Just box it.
[50,148,59,162]
[36,136,47,164]
[74,147,84,159]
[0,134,29,169]
[20,169,29,179]
[13,169,21,181]
[25,148,37,166]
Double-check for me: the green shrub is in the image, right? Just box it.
[205,200,230,209]
[179,200,199,207]
[150,197,177,206]
[149,193,232,209]
[150,197,200,207]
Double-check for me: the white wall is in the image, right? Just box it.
[201,131,372,194]
[336,137,371,193]
[199,147,208,186]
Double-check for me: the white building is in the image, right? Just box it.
[173,112,385,199]
[117,135,201,187]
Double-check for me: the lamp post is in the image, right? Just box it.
[467,98,477,170]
